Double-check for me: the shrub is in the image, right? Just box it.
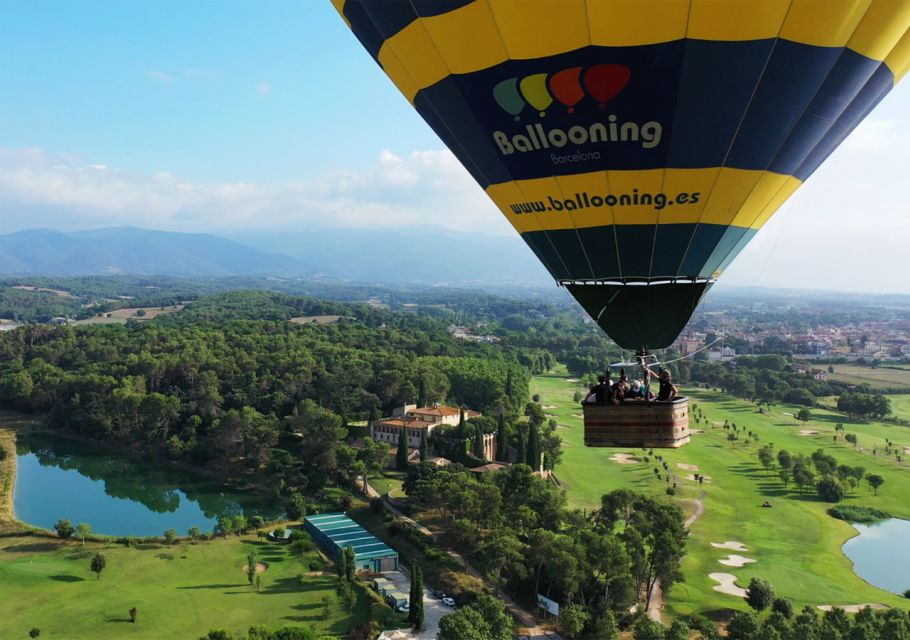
[816,477,845,503]
[828,505,890,524]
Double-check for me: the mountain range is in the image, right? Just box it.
[0,226,551,286]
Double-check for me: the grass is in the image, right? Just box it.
[531,366,910,618]
[826,364,910,390]
[882,394,910,422]
[0,532,369,640]
[369,472,405,497]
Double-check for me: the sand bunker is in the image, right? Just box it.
[690,429,704,434]
[241,562,268,574]
[685,474,711,483]
[566,378,579,383]
[798,429,820,436]
[904,447,910,455]
[709,573,748,597]
[711,541,748,552]
[817,604,887,613]
[719,554,756,568]
[610,453,640,465]
[677,462,699,471]
[572,413,583,418]
[556,424,570,430]
[542,405,558,409]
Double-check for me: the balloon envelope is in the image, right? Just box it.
[335,0,910,350]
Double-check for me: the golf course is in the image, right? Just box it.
[531,367,910,618]
[0,414,370,640]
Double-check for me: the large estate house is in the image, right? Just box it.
[370,403,481,449]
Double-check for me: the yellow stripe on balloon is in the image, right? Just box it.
[886,26,910,81]
[367,0,910,102]
[485,168,802,234]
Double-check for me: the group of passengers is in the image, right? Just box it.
[583,365,678,405]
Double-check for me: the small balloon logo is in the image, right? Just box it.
[548,66,585,113]
[519,73,553,117]
[493,78,525,121]
[583,64,631,108]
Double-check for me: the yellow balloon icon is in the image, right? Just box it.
[519,73,552,117]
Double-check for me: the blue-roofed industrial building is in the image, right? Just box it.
[304,512,399,573]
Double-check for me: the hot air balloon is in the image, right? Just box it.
[334,0,910,447]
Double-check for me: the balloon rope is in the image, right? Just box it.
[660,336,725,365]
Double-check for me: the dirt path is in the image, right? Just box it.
[648,490,708,623]
[0,426,16,525]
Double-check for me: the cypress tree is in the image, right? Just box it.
[368,404,378,425]
[419,428,429,462]
[396,429,409,470]
[409,564,424,629]
[505,370,513,398]
[472,427,485,460]
[527,423,541,471]
[417,378,427,408]
[496,413,507,461]
[516,426,526,465]
[457,407,466,437]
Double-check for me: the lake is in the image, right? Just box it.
[842,518,910,595]
[14,431,282,537]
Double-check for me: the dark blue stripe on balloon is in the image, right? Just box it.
[346,0,475,58]
[793,62,893,181]
[409,39,893,188]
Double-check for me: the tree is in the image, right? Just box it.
[247,552,258,586]
[409,564,424,630]
[816,477,845,503]
[29,629,40,639]
[632,617,664,640]
[188,526,201,543]
[665,619,690,640]
[396,429,409,471]
[727,611,759,640]
[417,377,427,409]
[54,519,74,540]
[90,552,107,580]
[129,607,138,623]
[437,595,512,640]
[419,428,429,462]
[516,426,526,465]
[590,611,618,640]
[458,407,466,437]
[74,522,91,546]
[559,604,588,639]
[796,408,812,423]
[526,423,541,470]
[758,446,774,474]
[745,577,775,612]
[165,528,178,546]
[495,413,507,461]
[845,433,858,448]
[867,474,884,495]
[771,597,794,618]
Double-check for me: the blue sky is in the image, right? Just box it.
[0,1,437,182]
[0,2,909,292]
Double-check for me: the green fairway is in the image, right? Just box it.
[0,532,368,640]
[883,394,910,422]
[532,368,910,618]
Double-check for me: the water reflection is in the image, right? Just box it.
[15,431,281,536]
[842,518,910,595]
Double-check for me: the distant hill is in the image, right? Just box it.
[230,226,552,286]
[0,226,553,286]
[0,228,312,277]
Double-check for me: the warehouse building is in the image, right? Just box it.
[304,512,399,573]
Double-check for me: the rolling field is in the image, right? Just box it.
[0,532,368,640]
[827,364,910,390]
[532,368,910,618]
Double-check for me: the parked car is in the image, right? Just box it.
[431,590,446,599]
[397,603,410,613]
[442,597,456,607]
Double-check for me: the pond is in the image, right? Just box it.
[14,431,282,537]
[842,518,910,595]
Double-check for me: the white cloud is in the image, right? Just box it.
[255,81,271,96]
[144,70,171,82]
[0,146,510,236]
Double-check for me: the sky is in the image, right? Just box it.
[0,2,908,293]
